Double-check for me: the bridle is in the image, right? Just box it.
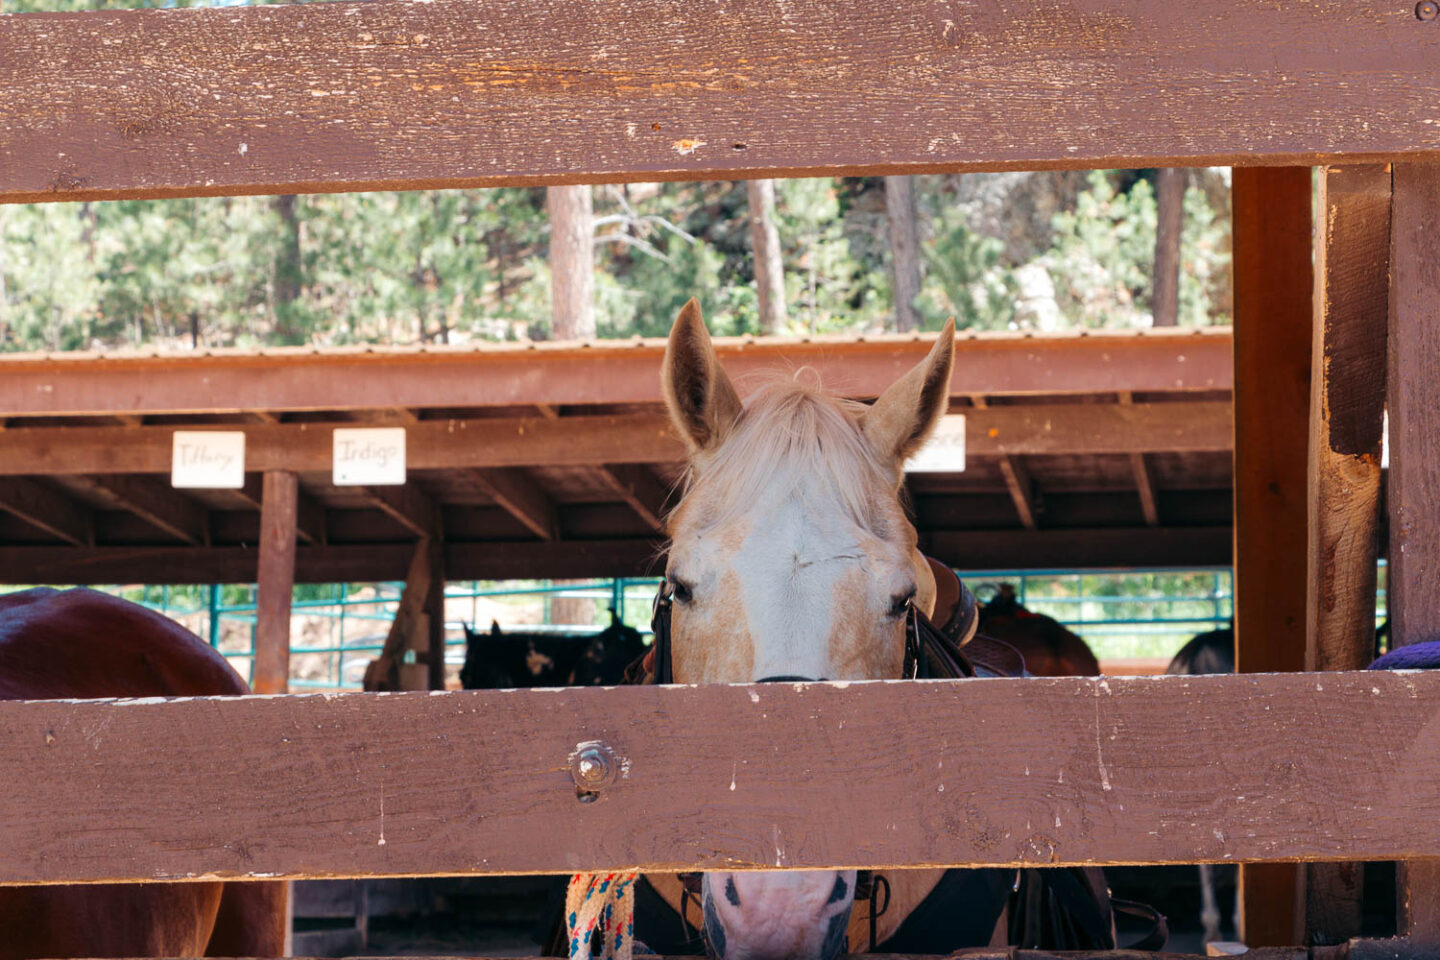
[645,559,981,686]
[637,565,1167,956]
[645,563,979,952]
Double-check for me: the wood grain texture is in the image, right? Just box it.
[1307,165,1390,679]
[1388,163,1440,947]
[1231,167,1313,947]
[253,470,298,696]
[0,403,1233,477]
[0,671,1437,885]
[1304,167,1389,942]
[0,331,1233,417]
[1,0,1439,202]
[1388,164,1440,651]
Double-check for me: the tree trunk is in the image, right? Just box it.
[746,179,786,334]
[272,195,303,341]
[547,185,595,340]
[1152,168,1187,327]
[885,176,922,332]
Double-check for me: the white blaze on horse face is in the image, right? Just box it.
[658,301,955,960]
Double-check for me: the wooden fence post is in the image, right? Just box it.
[1232,166,1314,947]
[254,470,298,695]
[1388,162,1440,947]
[1304,164,1391,945]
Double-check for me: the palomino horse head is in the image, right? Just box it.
[660,299,954,960]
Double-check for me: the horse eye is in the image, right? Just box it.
[888,589,916,618]
[670,577,694,604]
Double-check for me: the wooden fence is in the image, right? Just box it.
[2,0,1439,956]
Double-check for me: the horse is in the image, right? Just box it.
[0,587,288,960]
[459,614,645,690]
[623,301,1117,960]
[976,584,1102,677]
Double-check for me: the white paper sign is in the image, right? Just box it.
[333,428,407,485]
[171,431,246,489]
[905,414,966,473]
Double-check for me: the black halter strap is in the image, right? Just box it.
[644,562,980,686]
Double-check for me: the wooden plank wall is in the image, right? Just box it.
[1231,167,1314,946]
[1,673,1438,886]
[1,0,1439,202]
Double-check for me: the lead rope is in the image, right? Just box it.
[565,872,640,960]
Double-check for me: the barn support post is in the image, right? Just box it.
[1231,166,1314,946]
[254,470,299,695]
[1304,164,1391,946]
[426,536,447,691]
[1387,162,1440,946]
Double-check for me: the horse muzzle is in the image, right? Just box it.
[700,870,856,960]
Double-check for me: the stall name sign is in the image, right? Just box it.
[905,414,966,473]
[333,428,407,485]
[171,431,246,488]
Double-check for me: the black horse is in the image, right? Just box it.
[459,612,646,690]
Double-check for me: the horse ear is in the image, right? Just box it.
[862,319,954,470]
[663,298,742,452]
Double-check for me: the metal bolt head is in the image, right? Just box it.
[570,741,619,793]
[1418,1,1438,21]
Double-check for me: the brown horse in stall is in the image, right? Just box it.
[976,584,1101,677]
[0,587,287,960]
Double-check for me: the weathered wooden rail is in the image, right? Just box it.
[1,0,1439,201]
[3,0,1439,954]
[1,671,1435,886]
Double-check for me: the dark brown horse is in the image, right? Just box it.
[977,584,1101,677]
[0,587,287,960]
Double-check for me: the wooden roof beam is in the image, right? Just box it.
[458,468,558,540]
[996,455,1038,531]
[1119,393,1161,527]
[0,527,1230,585]
[359,485,440,540]
[73,475,208,545]
[972,396,1037,530]
[0,332,1234,417]
[0,402,1234,476]
[595,463,672,531]
[0,477,94,547]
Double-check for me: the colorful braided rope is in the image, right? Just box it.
[565,871,640,960]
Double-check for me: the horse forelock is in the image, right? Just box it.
[670,377,896,540]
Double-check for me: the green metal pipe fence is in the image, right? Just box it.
[13,566,1389,690]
